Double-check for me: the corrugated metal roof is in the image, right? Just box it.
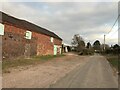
[0,11,62,40]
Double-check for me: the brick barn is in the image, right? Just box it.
[0,11,62,59]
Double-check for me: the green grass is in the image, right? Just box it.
[106,55,119,70]
[2,54,65,73]
[33,54,65,60]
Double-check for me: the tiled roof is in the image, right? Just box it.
[0,11,62,40]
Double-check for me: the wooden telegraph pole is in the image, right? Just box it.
[104,34,106,51]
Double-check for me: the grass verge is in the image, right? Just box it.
[2,54,65,73]
[106,55,119,70]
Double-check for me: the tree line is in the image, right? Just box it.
[71,34,120,55]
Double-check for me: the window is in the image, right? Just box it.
[51,37,53,43]
[25,31,32,39]
[0,23,4,35]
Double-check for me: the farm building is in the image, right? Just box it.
[62,43,72,53]
[0,11,62,59]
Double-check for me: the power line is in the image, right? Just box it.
[103,15,120,46]
[110,27,120,35]
[107,15,119,35]
[105,27,119,45]
[107,26,120,37]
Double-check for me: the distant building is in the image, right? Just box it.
[0,11,62,59]
[62,43,72,53]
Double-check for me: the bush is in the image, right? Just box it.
[78,48,94,55]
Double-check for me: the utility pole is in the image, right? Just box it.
[104,34,106,51]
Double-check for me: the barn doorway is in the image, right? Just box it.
[54,45,57,55]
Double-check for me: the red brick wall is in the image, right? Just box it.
[54,38,62,46]
[2,23,62,59]
[32,32,54,55]
[2,23,37,59]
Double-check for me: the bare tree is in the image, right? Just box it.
[71,34,85,52]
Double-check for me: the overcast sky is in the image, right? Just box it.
[0,1,119,45]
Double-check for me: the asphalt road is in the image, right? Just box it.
[50,54,118,88]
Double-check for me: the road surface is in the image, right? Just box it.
[50,54,118,88]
